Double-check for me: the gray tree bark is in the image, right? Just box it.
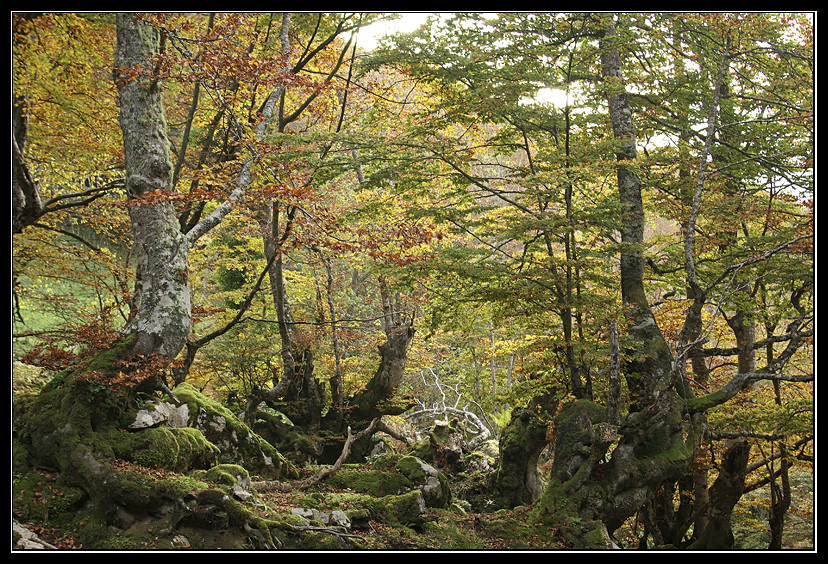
[532,17,701,540]
[115,13,190,361]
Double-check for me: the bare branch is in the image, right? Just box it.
[251,418,382,492]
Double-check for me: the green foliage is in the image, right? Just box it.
[12,11,814,551]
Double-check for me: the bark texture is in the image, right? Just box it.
[688,438,751,549]
[492,391,557,509]
[115,13,190,360]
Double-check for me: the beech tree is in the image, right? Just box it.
[12,11,812,550]
[367,12,813,547]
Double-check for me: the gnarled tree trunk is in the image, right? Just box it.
[492,390,557,509]
[530,16,701,544]
[344,277,417,423]
[17,13,195,521]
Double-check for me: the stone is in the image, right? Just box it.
[394,456,451,508]
[128,402,189,430]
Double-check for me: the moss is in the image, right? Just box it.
[13,469,86,524]
[533,479,576,523]
[422,512,481,548]
[298,530,346,550]
[106,468,179,513]
[394,455,428,482]
[373,490,427,525]
[173,382,295,478]
[579,520,611,549]
[407,436,435,462]
[167,472,211,494]
[687,388,729,413]
[204,464,249,486]
[324,467,413,497]
[326,490,426,526]
[95,530,149,550]
[108,426,219,472]
[366,451,405,470]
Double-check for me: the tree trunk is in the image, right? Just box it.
[531,16,700,540]
[115,13,190,361]
[345,277,417,424]
[492,391,557,509]
[688,438,751,549]
[19,13,197,516]
[322,277,416,461]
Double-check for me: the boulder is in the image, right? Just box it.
[129,401,189,430]
[173,383,295,478]
[394,456,451,508]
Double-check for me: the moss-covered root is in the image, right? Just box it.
[177,490,282,549]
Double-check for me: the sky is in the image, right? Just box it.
[356,12,433,51]
[357,13,570,108]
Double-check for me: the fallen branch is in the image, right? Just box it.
[291,524,367,542]
[13,520,58,550]
[251,418,382,492]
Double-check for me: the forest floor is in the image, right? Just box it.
[14,458,814,551]
[12,461,565,551]
[11,363,814,552]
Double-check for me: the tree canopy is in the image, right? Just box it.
[12,12,813,551]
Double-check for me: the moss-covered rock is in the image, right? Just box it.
[173,383,296,479]
[109,426,220,472]
[362,490,429,526]
[407,418,466,472]
[395,456,451,509]
[202,463,250,487]
[324,467,413,497]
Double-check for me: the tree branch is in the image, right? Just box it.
[250,418,381,492]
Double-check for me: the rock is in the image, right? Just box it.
[172,383,294,478]
[171,535,190,548]
[232,483,252,501]
[394,456,451,508]
[13,520,57,549]
[329,510,351,528]
[291,507,348,527]
[129,402,189,430]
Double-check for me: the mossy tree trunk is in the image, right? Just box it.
[345,277,416,423]
[319,277,417,462]
[115,13,190,362]
[17,13,205,533]
[17,338,189,530]
[529,16,703,543]
[492,391,558,509]
[687,438,751,550]
[245,275,417,462]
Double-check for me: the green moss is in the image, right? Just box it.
[299,530,345,550]
[394,455,427,482]
[108,426,219,472]
[366,452,405,470]
[533,479,576,522]
[173,383,294,478]
[13,469,86,524]
[373,490,426,525]
[96,530,149,550]
[579,521,611,549]
[204,464,249,486]
[325,468,413,497]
